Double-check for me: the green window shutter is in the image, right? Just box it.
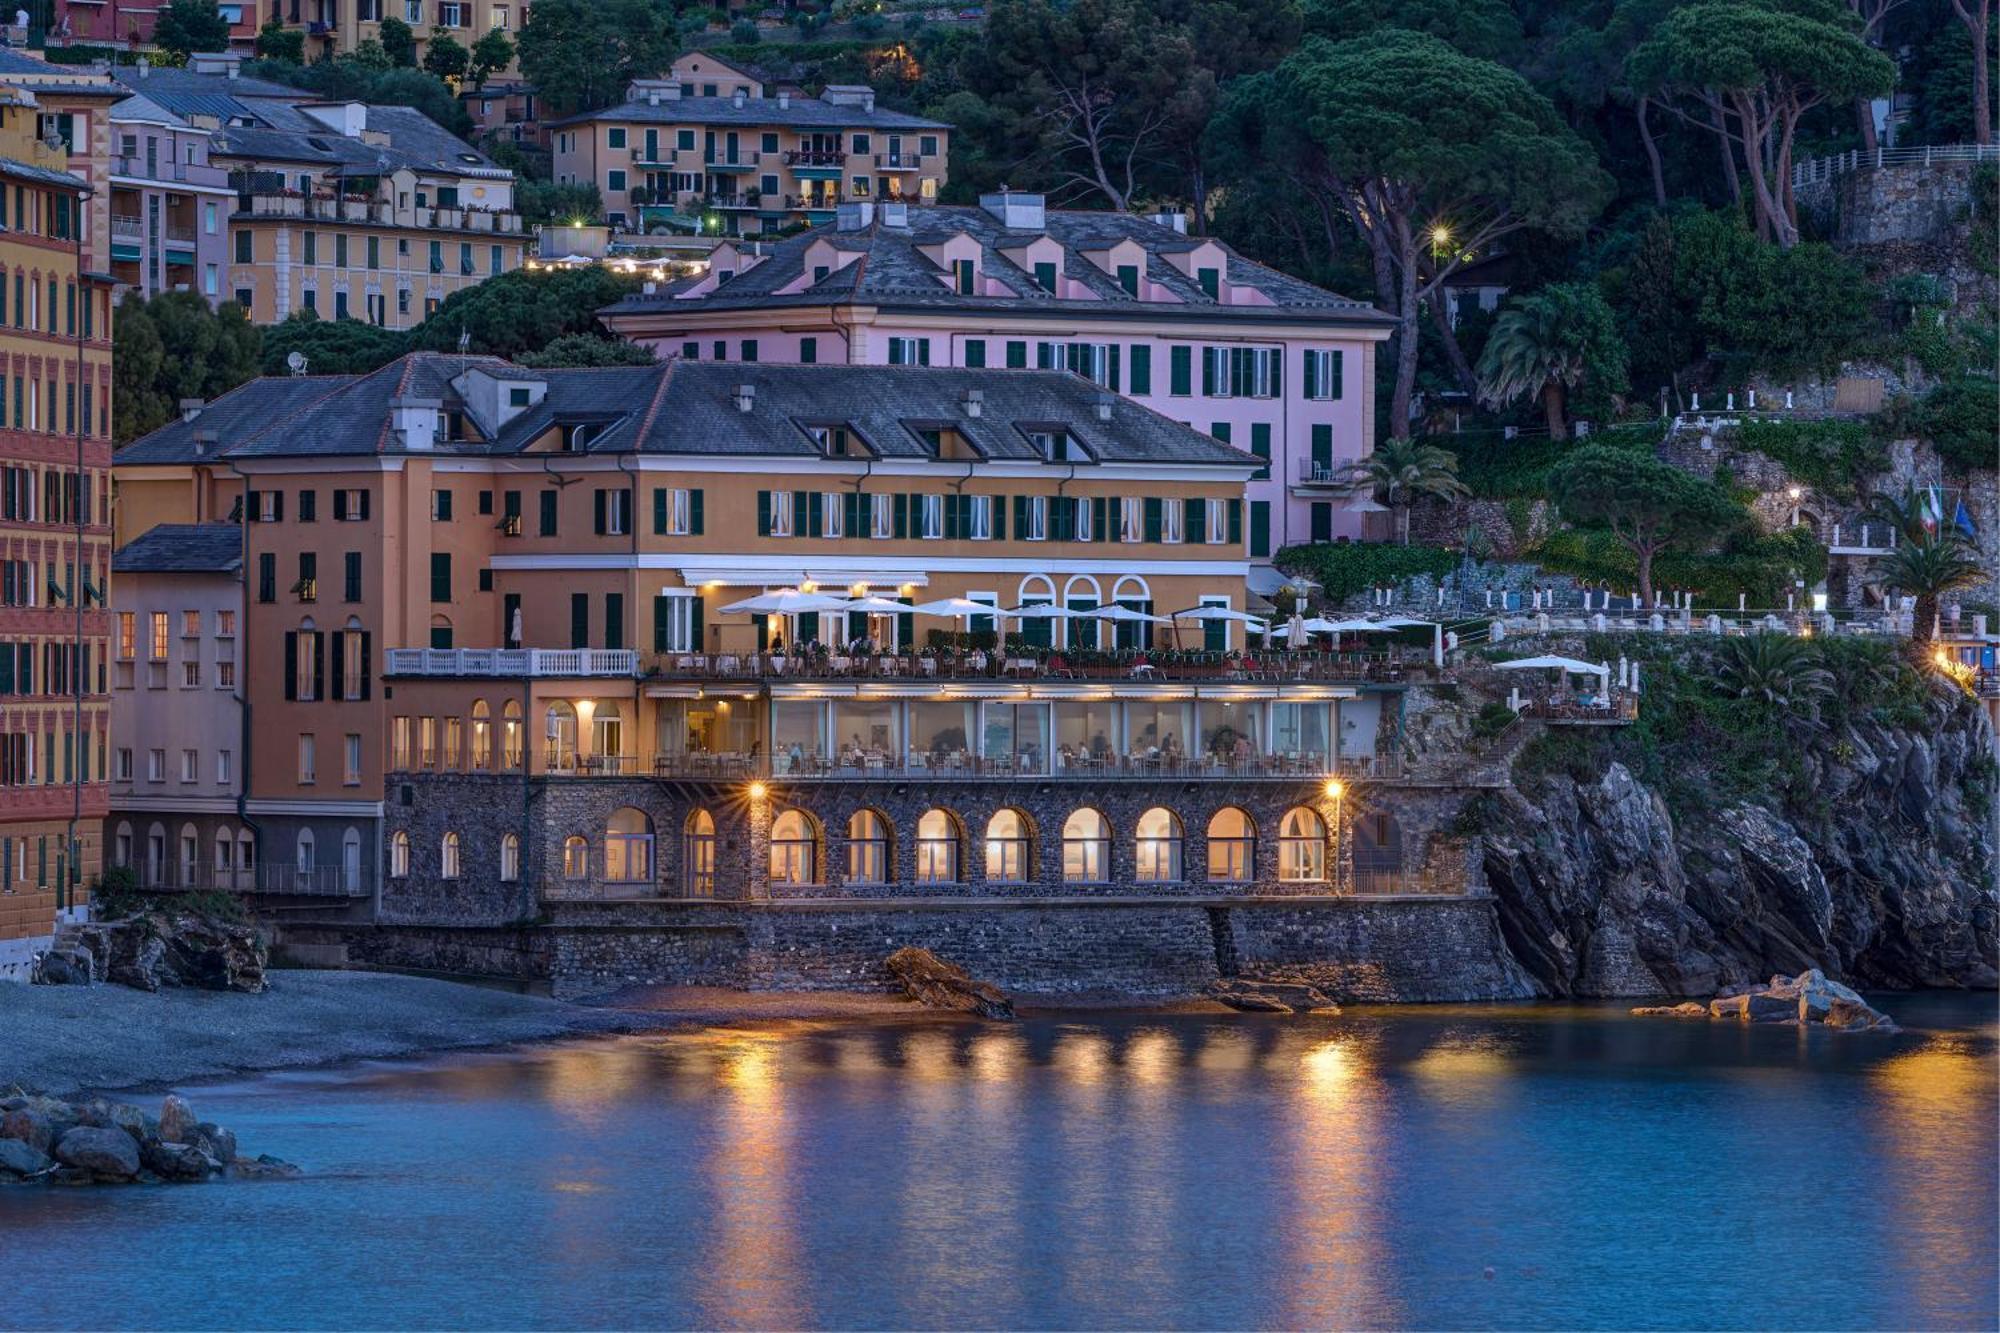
[1006,340,1027,369]
[807,491,824,538]
[690,489,704,534]
[282,632,297,700]
[653,487,667,534]
[893,493,908,538]
[792,491,808,535]
[1107,345,1120,392]
[1184,497,1205,544]
[1270,350,1282,397]
[1036,341,1055,370]
[653,595,670,651]
[1171,346,1191,396]
[898,597,914,648]
[1330,349,1345,399]
[1250,423,1271,479]
[844,491,861,535]
[1012,497,1027,541]
[965,339,985,368]
[753,613,769,651]
[605,593,625,651]
[1034,261,1057,291]
[1228,499,1242,545]
[570,593,589,648]
[798,611,818,643]
[1311,424,1333,474]
[800,337,817,364]
[1211,422,1231,444]
[1143,497,1162,543]
[1092,495,1109,542]
[1250,501,1271,558]
[941,492,957,540]
[1201,347,1216,396]
[756,490,770,536]
[990,494,1005,538]
[593,489,607,535]
[691,596,703,647]
[1130,345,1151,395]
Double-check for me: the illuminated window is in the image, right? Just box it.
[847,808,890,884]
[1207,807,1255,882]
[914,808,960,884]
[1278,806,1326,882]
[769,808,817,886]
[1134,807,1182,882]
[984,808,1031,884]
[1062,808,1109,883]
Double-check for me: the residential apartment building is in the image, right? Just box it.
[599,192,1395,590]
[106,524,251,893]
[105,59,525,326]
[261,0,527,69]
[0,91,117,979]
[106,92,235,303]
[115,352,1426,913]
[549,53,948,237]
[0,49,130,275]
[53,0,260,49]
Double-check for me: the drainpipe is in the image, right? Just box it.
[64,212,86,913]
[221,458,261,882]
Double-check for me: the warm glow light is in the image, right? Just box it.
[1787,485,1803,500]
[1430,223,1451,247]
[800,580,816,593]
[748,780,767,800]
[1324,778,1345,800]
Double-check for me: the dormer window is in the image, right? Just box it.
[1197,266,1220,299]
[1116,264,1139,297]
[1027,429,1087,463]
[1033,261,1058,292]
[806,424,861,457]
[953,259,975,295]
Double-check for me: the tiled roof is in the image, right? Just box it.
[117,353,1258,471]
[603,204,1391,326]
[112,523,243,574]
[546,94,947,132]
[0,155,86,191]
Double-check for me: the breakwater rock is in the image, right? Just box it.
[34,912,267,993]
[1479,674,1997,998]
[885,947,1016,1019]
[1633,969,1896,1029]
[0,1090,298,1186]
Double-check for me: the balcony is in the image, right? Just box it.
[129,863,372,897]
[232,191,524,234]
[784,148,847,167]
[110,215,199,246]
[384,647,639,677]
[542,750,645,776]
[702,151,762,172]
[644,647,1425,685]
[112,155,197,183]
[1293,458,1352,491]
[1828,522,1899,556]
[633,750,1402,783]
[785,193,843,212]
[873,153,925,171]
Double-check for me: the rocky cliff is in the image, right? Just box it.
[1473,660,1998,997]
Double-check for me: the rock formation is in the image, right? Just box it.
[32,912,267,993]
[1204,978,1341,1013]
[885,947,1016,1020]
[0,1090,294,1186]
[1479,681,1997,998]
[1634,969,1896,1029]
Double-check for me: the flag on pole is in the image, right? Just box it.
[1953,498,1977,539]
[1921,486,1942,535]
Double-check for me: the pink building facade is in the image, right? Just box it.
[601,194,1393,585]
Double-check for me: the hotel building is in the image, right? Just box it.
[112,353,1430,920]
[600,191,1394,586]
[0,88,116,979]
[549,53,949,237]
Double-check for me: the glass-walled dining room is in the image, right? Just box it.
[648,691,1370,777]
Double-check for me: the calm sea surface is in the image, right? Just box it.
[2,993,1994,1331]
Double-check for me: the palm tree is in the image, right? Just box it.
[1475,282,1627,440]
[1860,485,1932,546]
[1711,634,1835,723]
[1335,438,1469,545]
[1876,535,1985,646]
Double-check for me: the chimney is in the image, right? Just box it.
[880,200,908,228]
[834,200,874,232]
[961,388,983,419]
[732,88,746,109]
[734,383,756,413]
[648,90,660,107]
[778,91,790,109]
[389,396,442,451]
[178,397,204,423]
[1095,393,1114,422]
[979,188,1045,231]
[1147,210,1188,235]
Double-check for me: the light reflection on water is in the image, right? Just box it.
[1,996,1994,1331]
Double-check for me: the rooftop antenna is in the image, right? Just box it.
[286,350,308,376]
[458,325,470,376]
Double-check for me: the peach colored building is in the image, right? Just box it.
[0,90,116,979]
[549,53,948,237]
[114,353,1282,907]
[599,193,1395,590]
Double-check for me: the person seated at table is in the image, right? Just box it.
[785,741,804,772]
[1161,732,1181,759]
[969,648,989,673]
[1089,730,1112,759]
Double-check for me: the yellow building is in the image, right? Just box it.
[277,0,525,71]
[0,84,116,979]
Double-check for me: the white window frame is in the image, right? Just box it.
[919,493,943,540]
[1162,501,1185,544]
[658,589,697,652]
[769,490,794,537]
[870,494,893,539]
[1207,499,1228,545]
[968,494,992,541]
[665,487,691,536]
[822,491,844,539]
[1119,497,1142,543]
[1026,496,1048,542]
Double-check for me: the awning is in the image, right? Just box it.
[1249,566,1317,599]
[671,569,930,591]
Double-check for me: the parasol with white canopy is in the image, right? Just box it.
[718,588,852,615]
[1494,655,1611,684]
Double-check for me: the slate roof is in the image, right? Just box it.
[112,523,243,574]
[546,94,946,132]
[0,155,86,191]
[117,353,1259,472]
[603,204,1391,327]
[109,65,313,115]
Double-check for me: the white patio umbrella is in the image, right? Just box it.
[1270,617,1344,639]
[718,588,851,615]
[838,595,915,615]
[1170,605,1268,627]
[1003,603,1091,620]
[1494,654,1611,687]
[1317,618,1399,633]
[911,597,994,617]
[1093,604,1173,623]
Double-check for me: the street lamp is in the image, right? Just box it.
[1324,778,1345,893]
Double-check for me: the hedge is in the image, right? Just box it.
[1275,542,1457,602]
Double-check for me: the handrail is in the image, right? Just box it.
[1792,143,2000,187]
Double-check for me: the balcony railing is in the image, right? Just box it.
[542,750,645,776]
[232,192,524,233]
[784,148,847,167]
[129,864,371,897]
[1828,522,1899,555]
[636,751,1403,782]
[646,648,1427,684]
[113,155,195,182]
[703,150,762,170]
[110,215,199,245]
[785,193,843,211]
[873,153,925,170]
[1294,458,1352,488]
[385,647,638,677]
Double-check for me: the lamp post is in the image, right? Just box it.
[1324,777,1345,894]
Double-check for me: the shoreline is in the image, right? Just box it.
[0,969,1233,1099]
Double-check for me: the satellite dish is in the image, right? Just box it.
[286,351,308,376]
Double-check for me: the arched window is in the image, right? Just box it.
[178,824,199,887]
[604,806,654,883]
[769,808,818,886]
[295,829,315,874]
[984,808,1032,884]
[471,699,492,771]
[563,835,590,879]
[502,700,524,769]
[443,715,464,769]
[1062,808,1110,883]
[429,613,453,649]
[1207,807,1256,883]
[440,831,461,880]
[341,826,362,893]
[499,833,520,883]
[914,808,961,884]
[847,808,890,885]
[212,827,233,876]
[389,830,410,879]
[1278,806,1327,882]
[684,809,716,898]
[238,831,256,875]
[545,703,578,771]
[1134,807,1182,883]
[113,821,132,869]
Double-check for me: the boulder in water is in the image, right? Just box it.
[0,1138,52,1177]
[884,947,1016,1020]
[1207,978,1340,1014]
[54,1126,140,1180]
[1630,1002,1708,1017]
